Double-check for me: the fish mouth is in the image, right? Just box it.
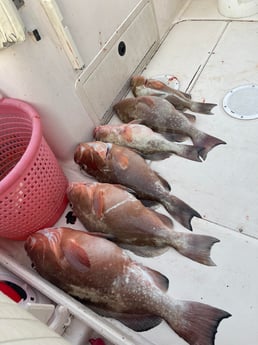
[93,126,100,139]
[74,144,85,164]
[24,235,37,253]
[93,126,109,140]
[131,75,145,88]
[88,141,111,159]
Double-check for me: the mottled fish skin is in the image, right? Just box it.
[67,181,219,266]
[25,227,231,345]
[113,96,226,160]
[94,123,202,162]
[131,75,217,114]
[74,141,201,230]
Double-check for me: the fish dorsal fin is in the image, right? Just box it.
[63,239,91,272]
[155,171,171,191]
[119,243,169,257]
[114,184,138,196]
[141,265,169,292]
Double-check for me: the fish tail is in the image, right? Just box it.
[166,300,231,345]
[172,233,220,265]
[162,194,201,230]
[176,144,203,162]
[190,102,217,114]
[191,131,226,160]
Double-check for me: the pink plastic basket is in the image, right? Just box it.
[0,97,68,240]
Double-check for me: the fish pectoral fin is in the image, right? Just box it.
[119,243,169,257]
[140,265,169,292]
[180,111,196,123]
[155,171,171,191]
[87,304,163,332]
[63,239,91,272]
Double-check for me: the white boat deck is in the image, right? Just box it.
[1,1,258,344]
[109,1,258,343]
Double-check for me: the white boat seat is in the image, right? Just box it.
[0,292,71,345]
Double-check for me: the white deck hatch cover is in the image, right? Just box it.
[222,84,258,119]
[75,0,159,124]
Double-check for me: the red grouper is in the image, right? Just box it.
[94,123,203,162]
[67,181,219,266]
[131,75,217,114]
[74,141,201,231]
[25,227,231,345]
[113,96,226,160]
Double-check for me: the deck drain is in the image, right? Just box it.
[223,84,258,120]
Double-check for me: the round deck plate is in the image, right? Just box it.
[223,84,258,120]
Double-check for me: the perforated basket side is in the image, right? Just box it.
[0,137,68,240]
[0,98,68,240]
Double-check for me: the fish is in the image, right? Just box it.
[67,181,219,265]
[94,123,203,162]
[74,141,201,230]
[131,75,217,114]
[113,96,226,160]
[25,227,231,345]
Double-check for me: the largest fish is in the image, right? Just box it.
[67,181,219,265]
[74,141,201,230]
[113,96,226,160]
[25,227,231,345]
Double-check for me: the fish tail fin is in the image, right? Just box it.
[190,102,217,114]
[173,233,220,265]
[176,144,203,162]
[162,194,201,230]
[166,300,231,345]
[192,131,226,160]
